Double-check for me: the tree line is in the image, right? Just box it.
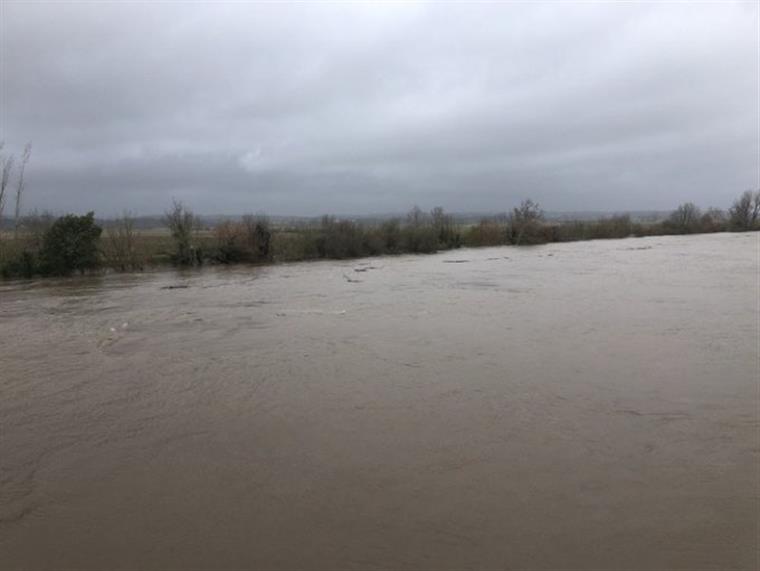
[1,189,758,279]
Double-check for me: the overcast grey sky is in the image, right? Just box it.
[1,1,758,216]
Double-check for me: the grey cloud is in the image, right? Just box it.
[1,1,757,216]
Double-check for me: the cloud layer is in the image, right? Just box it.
[2,1,758,215]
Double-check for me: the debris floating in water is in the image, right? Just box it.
[161,285,190,290]
[276,309,347,317]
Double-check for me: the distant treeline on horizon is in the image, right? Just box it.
[0,209,674,231]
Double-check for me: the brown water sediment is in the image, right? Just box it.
[0,233,757,570]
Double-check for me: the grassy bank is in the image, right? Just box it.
[1,193,758,279]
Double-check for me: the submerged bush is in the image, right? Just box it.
[509,199,546,245]
[431,206,461,248]
[0,249,38,279]
[401,206,438,253]
[464,219,507,247]
[214,221,246,263]
[242,214,272,262]
[401,225,438,253]
[378,219,402,253]
[316,216,364,258]
[555,215,638,242]
[105,212,143,271]
[271,229,320,261]
[700,208,727,233]
[212,214,272,264]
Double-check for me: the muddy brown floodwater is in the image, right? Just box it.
[0,233,757,570]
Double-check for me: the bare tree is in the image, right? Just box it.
[668,202,701,233]
[107,211,141,271]
[407,205,425,227]
[164,199,199,265]
[729,190,760,230]
[700,207,726,232]
[0,143,15,226]
[512,199,544,223]
[403,205,437,253]
[13,143,32,238]
[21,209,55,250]
[510,199,545,244]
[242,213,272,261]
[214,220,244,263]
[430,206,457,246]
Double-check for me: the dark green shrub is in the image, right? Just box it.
[39,212,102,276]
[1,249,38,279]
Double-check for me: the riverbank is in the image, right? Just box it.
[1,207,755,280]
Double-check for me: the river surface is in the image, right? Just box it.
[0,233,757,570]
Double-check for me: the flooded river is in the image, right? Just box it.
[0,233,757,570]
